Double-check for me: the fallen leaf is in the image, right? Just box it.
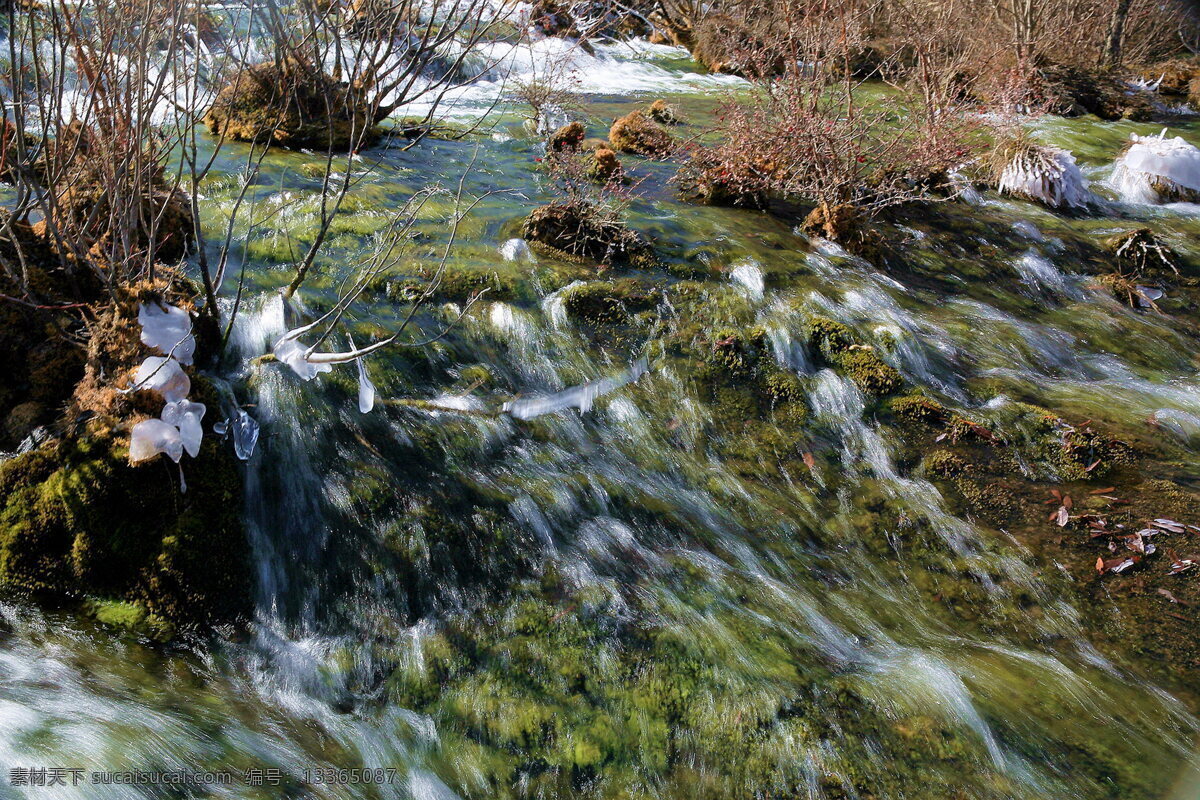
[1090,487,1115,495]
[1063,494,1073,511]
[1056,506,1070,527]
[1169,558,1196,575]
[802,452,815,470]
[1085,459,1102,472]
[1157,588,1188,606]
[1097,555,1140,574]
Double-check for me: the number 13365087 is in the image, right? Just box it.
[302,768,399,785]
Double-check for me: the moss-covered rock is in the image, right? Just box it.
[0,417,250,632]
[560,280,658,327]
[204,59,383,151]
[587,147,623,184]
[803,315,902,396]
[521,203,655,267]
[608,111,674,158]
[644,99,683,126]
[548,120,586,152]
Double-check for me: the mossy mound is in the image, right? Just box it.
[204,59,382,151]
[608,111,674,158]
[344,0,413,40]
[689,13,781,77]
[644,99,683,126]
[549,120,586,152]
[674,150,770,210]
[23,123,193,263]
[560,280,659,327]
[800,202,883,259]
[803,316,902,397]
[587,147,623,184]
[0,214,101,448]
[0,415,250,633]
[521,203,655,268]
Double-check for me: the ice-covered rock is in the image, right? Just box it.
[132,356,191,403]
[1110,130,1200,204]
[161,399,206,458]
[500,238,535,262]
[138,303,196,365]
[998,146,1091,209]
[129,418,184,463]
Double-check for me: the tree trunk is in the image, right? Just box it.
[1102,0,1133,69]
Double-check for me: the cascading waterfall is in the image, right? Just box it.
[3,11,1200,800]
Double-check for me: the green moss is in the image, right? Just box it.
[832,348,903,396]
[890,393,950,425]
[424,267,522,303]
[0,384,250,630]
[561,280,659,326]
[924,450,967,478]
[996,401,1135,481]
[803,315,903,396]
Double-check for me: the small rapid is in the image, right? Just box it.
[3,11,1200,800]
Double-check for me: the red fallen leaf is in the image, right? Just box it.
[1050,489,1062,500]
[1097,555,1140,574]
[1056,506,1070,527]
[802,452,815,470]
[1063,494,1073,510]
[1090,487,1116,495]
[1048,509,1059,523]
[1167,612,1191,623]
[1085,459,1102,472]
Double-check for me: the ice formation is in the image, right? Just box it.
[500,238,535,262]
[998,146,1091,209]
[272,329,335,381]
[130,302,212,469]
[231,410,260,459]
[138,303,196,365]
[503,358,648,420]
[1110,130,1200,204]
[161,400,206,458]
[132,356,192,403]
[350,336,377,414]
[129,419,185,463]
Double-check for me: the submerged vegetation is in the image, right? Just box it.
[2,0,1200,796]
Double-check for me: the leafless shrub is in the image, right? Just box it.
[679,0,977,226]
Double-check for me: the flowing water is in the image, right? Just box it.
[4,18,1200,800]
